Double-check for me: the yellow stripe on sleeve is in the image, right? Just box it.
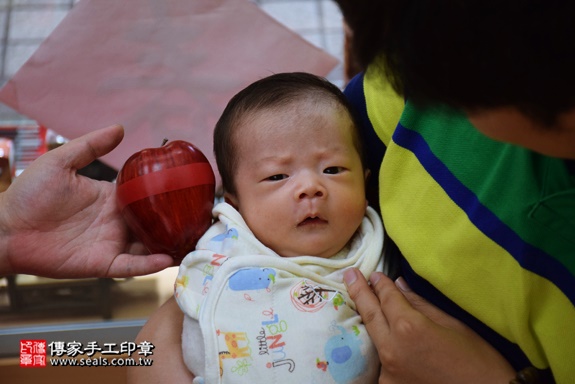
[363,65,404,147]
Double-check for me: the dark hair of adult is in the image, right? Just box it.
[213,72,364,196]
[335,0,575,126]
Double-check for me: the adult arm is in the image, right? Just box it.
[344,269,516,384]
[0,124,174,278]
[127,297,194,383]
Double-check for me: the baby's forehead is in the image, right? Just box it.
[238,101,350,138]
[242,96,350,124]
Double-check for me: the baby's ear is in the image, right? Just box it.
[364,169,372,209]
[224,192,239,209]
[364,168,371,183]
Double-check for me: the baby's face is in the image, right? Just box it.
[226,100,367,258]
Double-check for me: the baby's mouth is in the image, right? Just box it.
[298,216,327,226]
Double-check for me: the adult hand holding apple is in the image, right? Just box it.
[116,139,215,260]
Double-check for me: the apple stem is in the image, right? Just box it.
[161,138,168,146]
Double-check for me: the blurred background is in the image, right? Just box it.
[0,1,350,382]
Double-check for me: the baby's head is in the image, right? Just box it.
[214,72,368,258]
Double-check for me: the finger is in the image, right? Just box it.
[344,268,390,332]
[53,124,124,170]
[370,272,419,324]
[105,253,174,278]
[124,239,150,255]
[395,277,465,329]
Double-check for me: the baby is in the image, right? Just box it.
[175,72,384,384]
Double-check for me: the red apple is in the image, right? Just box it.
[116,139,215,260]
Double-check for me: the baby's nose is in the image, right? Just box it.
[295,173,327,200]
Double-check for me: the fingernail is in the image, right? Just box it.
[343,268,357,286]
[369,272,382,286]
[395,277,411,292]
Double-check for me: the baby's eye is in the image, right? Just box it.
[324,166,344,174]
[266,174,287,181]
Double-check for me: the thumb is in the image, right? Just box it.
[395,277,467,330]
[52,124,124,170]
